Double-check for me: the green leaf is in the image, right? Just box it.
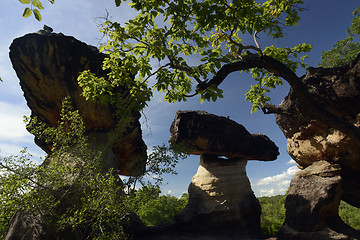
[214,60,221,69]
[22,7,32,18]
[19,0,31,4]
[115,0,121,7]
[33,9,42,21]
[32,0,44,10]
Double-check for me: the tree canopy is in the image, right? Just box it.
[319,6,360,67]
[89,0,311,114]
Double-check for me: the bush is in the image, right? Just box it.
[136,193,188,226]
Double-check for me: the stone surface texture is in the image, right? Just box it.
[170,110,279,160]
[175,154,262,235]
[276,55,360,239]
[9,32,147,176]
[278,161,360,239]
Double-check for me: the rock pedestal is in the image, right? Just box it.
[5,32,148,239]
[9,32,147,176]
[132,111,278,240]
[170,111,278,239]
[175,154,262,237]
[277,161,360,239]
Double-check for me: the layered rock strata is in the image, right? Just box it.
[175,154,262,236]
[9,32,147,176]
[170,110,279,161]
[133,111,279,240]
[277,161,360,239]
[276,55,360,239]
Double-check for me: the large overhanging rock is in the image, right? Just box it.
[275,55,360,208]
[9,32,147,176]
[131,111,278,239]
[170,110,279,160]
[275,55,360,239]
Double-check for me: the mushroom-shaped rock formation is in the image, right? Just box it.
[133,111,278,240]
[9,32,147,176]
[172,111,278,239]
[276,55,360,239]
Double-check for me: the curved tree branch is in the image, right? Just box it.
[196,53,360,145]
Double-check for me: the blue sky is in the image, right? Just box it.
[0,0,359,197]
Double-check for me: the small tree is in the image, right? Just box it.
[319,7,360,68]
[136,193,188,226]
[0,98,186,239]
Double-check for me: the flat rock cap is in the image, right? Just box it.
[170,110,279,161]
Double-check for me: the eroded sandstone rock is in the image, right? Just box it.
[278,161,360,240]
[175,154,262,236]
[276,55,360,239]
[9,32,147,176]
[136,110,277,239]
[5,32,148,240]
[275,56,360,204]
[170,110,279,160]
[131,111,277,239]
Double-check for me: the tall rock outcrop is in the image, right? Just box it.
[276,55,360,239]
[5,32,148,240]
[133,111,279,240]
[9,32,147,176]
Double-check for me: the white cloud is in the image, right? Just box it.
[0,101,32,143]
[260,189,274,197]
[287,159,296,165]
[254,162,300,197]
[256,165,299,186]
[0,143,44,159]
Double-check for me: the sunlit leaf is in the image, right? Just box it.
[19,0,31,4]
[32,0,44,10]
[33,9,42,21]
[22,7,32,18]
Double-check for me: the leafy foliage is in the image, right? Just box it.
[258,195,360,238]
[19,0,54,21]
[339,201,360,230]
[0,98,184,239]
[319,6,360,67]
[79,0,311,114]
[259,194,286,237]
[136,193,188,226]
[123,184,188,226]
[0,149,38,234]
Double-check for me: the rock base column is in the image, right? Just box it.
[175,154,262,238]
[278,161,360,240]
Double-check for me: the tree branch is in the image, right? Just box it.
[261,102,287,114]
[195,53,360,145]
